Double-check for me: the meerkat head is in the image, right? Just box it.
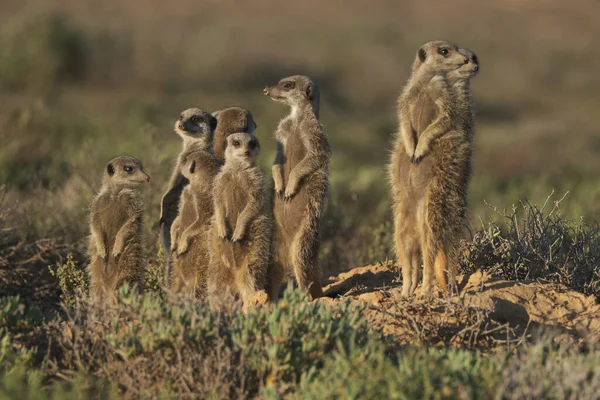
[224,133,260,167]
[212,107,257,134]
[174,108,217,145]
[447,48,479,84]
[411,41,469,75]
[263,75,320,109]
[103,156,150,188]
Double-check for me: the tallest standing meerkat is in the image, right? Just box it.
[389,41,471,297]
[264,75,331,300]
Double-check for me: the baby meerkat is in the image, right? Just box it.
[263,75,331,300]
[211,107,257,166]
[208,133,271,308]
[169,149,218,298]
[389,41,475,297]
[88,156,150,301]
[160,108,216,285]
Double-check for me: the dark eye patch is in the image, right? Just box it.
[124,165,134,173]
[233,140,241,147]
[191,116,203,124]
[282,82,295,90]
[439,48,449,56]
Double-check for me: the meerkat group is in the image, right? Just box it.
[87,40,479,306]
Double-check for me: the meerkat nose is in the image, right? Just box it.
[263,87,269,95]
[145,175,151,182]
[244,151,250,156]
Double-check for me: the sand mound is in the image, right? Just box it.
[321,265,600,348]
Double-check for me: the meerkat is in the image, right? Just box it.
[160,108,216,285]
[88,156,150,301]
[425,48,480,293]
[263,75,331,300]
[389,41,473,297]
[208,133,271,308]
[211,107,257,165]
[169,149,219,298]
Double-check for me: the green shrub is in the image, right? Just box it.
[288,344,501,400]
[48,254,87,305]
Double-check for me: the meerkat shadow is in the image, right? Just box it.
[323,270,400,298]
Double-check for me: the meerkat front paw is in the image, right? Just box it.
[176,236,190,257]
[284,180,299,200]
[411,145,429,164]
[230,226,246,243]
[217,223,229,241]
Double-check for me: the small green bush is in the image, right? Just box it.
[48,254,87,305]
[463,196,600,299]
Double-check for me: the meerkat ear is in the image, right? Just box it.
[189,160,196,174]
[106,163,115,176]
[305,83,314,101]
[418,47,427,62]
[211,110,221,118]
[209,116,217,131]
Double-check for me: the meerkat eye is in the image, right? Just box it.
[191,116,203,124]
[439,48,449,56]
[283,82,295,89]
[124,166,134,173]
[232,140,241,147]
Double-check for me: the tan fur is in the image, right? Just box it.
[169,150,218,298]
[388,41,478,297]
[263,75,331,300]
[211,107,257,165]
[88,156,150,302]
[160,108,216,286]
[208,133,271,308]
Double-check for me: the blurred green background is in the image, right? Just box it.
[1,0,598,272]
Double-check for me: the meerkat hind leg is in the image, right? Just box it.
[290,223,323,300]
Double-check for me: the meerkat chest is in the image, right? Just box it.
[283,130,307,178]
[96,193,133,240]
[221,173,250,215]
[410,90,438,137]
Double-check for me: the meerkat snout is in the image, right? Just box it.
[263,87,269,95]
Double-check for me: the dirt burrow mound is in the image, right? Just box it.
[320,265,600,350]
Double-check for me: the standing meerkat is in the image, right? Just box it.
[169,150,218,298]
[425,48,479,293]
[263,75,331,300]
[88,156,150,301]
[208,133,270,308]
[160,108,216,285]
[389,41,471,297]
[211,107,257,166]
